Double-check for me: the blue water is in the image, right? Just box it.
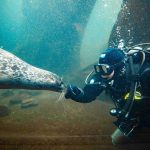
[0,0,97,76]
[0,0,125,77]
[1,1,150,148]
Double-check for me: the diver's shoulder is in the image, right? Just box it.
[88,73,102,84]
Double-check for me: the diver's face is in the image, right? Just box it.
[101,70,114,80]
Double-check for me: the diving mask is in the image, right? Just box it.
[94,64,114,76]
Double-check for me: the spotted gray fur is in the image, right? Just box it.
[0,48,64,91]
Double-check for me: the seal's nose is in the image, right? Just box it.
[59,81,65,90]
[55,78,65,91]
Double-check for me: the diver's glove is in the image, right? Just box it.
[65,84,82,100]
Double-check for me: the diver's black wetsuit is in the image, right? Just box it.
[65,51,150,130]
[69,70,130,104]
[67,51,150,104]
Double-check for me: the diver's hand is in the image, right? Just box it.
[65,84,81,99]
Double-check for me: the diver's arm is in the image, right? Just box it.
[65,83,104,103]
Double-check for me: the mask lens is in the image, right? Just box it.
[94,64,112,75]
[94,65,101,73]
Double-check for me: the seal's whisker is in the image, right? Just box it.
[56,90,65,102]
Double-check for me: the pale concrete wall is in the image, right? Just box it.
[80,0,122,69]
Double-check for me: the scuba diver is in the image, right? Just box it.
[65,43,150,144]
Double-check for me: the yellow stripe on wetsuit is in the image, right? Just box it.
[124,91,141,101]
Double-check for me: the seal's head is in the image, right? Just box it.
[46,73,65,92]
[0,48,65,92]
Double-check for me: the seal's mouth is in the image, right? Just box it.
[51,76,65,92]
[57,81,65,91]
[53,75,65,91]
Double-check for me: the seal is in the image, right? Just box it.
[0,48,64,92]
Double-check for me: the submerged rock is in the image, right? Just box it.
[109,0,150,47]
[0,105,10,117]
[9,98,22,105]
[21,99,38,109]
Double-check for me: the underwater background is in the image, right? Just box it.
[0,0,150,149]
[0,0,123,75]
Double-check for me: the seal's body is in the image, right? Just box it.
[0,48,64,92]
